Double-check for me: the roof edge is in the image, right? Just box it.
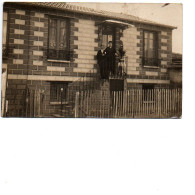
[5,2,177,29]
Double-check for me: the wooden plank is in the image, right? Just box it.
[165,89,167,116]
[116,91,119,117]
[168,88,170,116]
[145,89,147,117]
[164,89,166,116]
[149,89,151,116]
[118,91,120,117]
[74,91,79,118]
[151,89,154,115]
[127,90,129,117]
[171,89,173,116]
[135,90,138,117]
[174,88,177,116]
[142,89,144,117]
[153,89,156,116]
[102,90,104,118]
[119,91,122,117]
[157,89,159,118]
[159,89,161,118]
[146,89,148,117]
[123,91,125,117]
[113,91,116,118]
[86,90,89,116]
[170,89,172,116]
[132,89,134,118]
[137,90,139,117]
[162,89,165,117]
[80,91,83,117]
[175,88,177,116]
[125,90,128,117]
[121,91,123,117]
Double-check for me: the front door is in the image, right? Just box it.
[101,25,115,49]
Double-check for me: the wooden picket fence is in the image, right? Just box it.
[26,89,44,117]
[75,88,182,118]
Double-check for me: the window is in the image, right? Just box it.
[48,17,70,61]
[50,82,68,102]
[3,11,8,57]
[143,31,159,66]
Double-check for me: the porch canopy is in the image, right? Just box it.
[98,19,135,29]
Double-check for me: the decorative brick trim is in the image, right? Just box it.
[47,66,65,72]
[34,31,44,37]
[15,19,25,25]
[33,51,43,56]
[34,21,44,28]
[16,9,25,15]
[14,39,24,44]
[34,12,45,18]
[127,78,170,84]
[13,49,24,54]
[14,29,25,35]
[33,41,44,46]
[145,71,159,76]
[8,74,93,82]
[13,59,23,64]
[33,60,43,66]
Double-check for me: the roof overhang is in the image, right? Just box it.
[98,19,135,29]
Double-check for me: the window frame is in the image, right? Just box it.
[50,81,69,103]
[47,16,70,61]
[3,10,9,59]
[142,30,159,67]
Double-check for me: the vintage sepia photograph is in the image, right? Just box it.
[1,2,182,118]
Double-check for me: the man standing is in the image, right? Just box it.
[103,41,116,77]
[97,45,106,79]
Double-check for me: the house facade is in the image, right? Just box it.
[2,2,176,117]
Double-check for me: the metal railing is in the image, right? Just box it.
[47,49,74,61]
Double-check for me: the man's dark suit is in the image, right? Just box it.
[103,47,116,76]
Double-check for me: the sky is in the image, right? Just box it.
[70,3,183,54]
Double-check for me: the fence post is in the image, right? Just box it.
[158,89,161,118]
[75,91,79,118]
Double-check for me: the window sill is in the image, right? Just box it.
[47,59,70,63]
[50,101,69,105]
[143,66,159,69]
